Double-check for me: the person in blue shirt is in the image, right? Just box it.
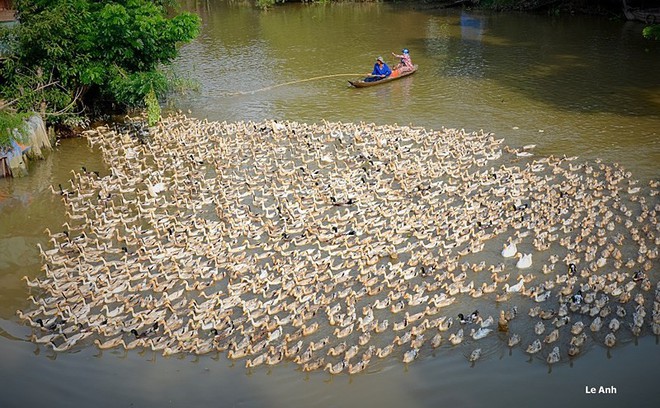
[365,56,391,82]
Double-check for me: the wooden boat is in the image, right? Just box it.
[349,65,418,88]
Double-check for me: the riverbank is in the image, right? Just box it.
[402,0,634,18]
[0,114,52,178]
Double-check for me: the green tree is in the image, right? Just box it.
[643,25,660,40]
[0,0,200,135]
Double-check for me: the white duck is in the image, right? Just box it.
[516,253,533,269]
[145,179,166,198]
[505,277,525,293]
[470,327,493,340]
[501,241,518,258]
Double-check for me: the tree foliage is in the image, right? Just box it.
[643,25,660,40]
[0,0,200,125]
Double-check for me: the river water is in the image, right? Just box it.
[1,2,659,407]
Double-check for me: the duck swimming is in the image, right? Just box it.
[533,290,552,303]
[376,344,394,358]
[570,321,584,335]
[501,241,518,258]
[505,278,525,293]
[23,114,660,373]
[568,344,581,357]
[604,332,616,347]
[347,358,370,374]
[431,333,443,348]
[402,348,419,364]
[516,253,533,269]
[534,321,546,335]
[543,329,559,344]
[498,311,509,332]
[470,327,492,340]
[325,360,346,375]
[547,346,560,364]
[608,318,620,332]
[480,315,494,328]
[449,329,464,345]
[526,339,542,354]
[508,334,521,347]
[571,290,583,304]
[469,348,482,362]
[457,310,479,324]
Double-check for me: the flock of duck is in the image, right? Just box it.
[19,114,659,373]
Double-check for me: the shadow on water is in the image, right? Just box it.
[415,10,660,117]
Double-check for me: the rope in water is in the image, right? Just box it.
[224,73,365,96]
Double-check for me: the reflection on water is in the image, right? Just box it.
[460,11,484,42]
[448,11,486,78]
[1,1,659,407]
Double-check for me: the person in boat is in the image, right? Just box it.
[365,56,392,82]
[392,48,413,72]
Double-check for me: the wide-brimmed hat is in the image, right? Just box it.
[376,56,384,62]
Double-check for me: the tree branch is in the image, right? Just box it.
[3,80,61,107]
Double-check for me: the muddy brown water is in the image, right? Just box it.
[1,2,658,407]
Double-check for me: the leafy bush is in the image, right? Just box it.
[145,86,160,127]
[1,0,200,123]
[643,25,660,41]
[256,0,277,9]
